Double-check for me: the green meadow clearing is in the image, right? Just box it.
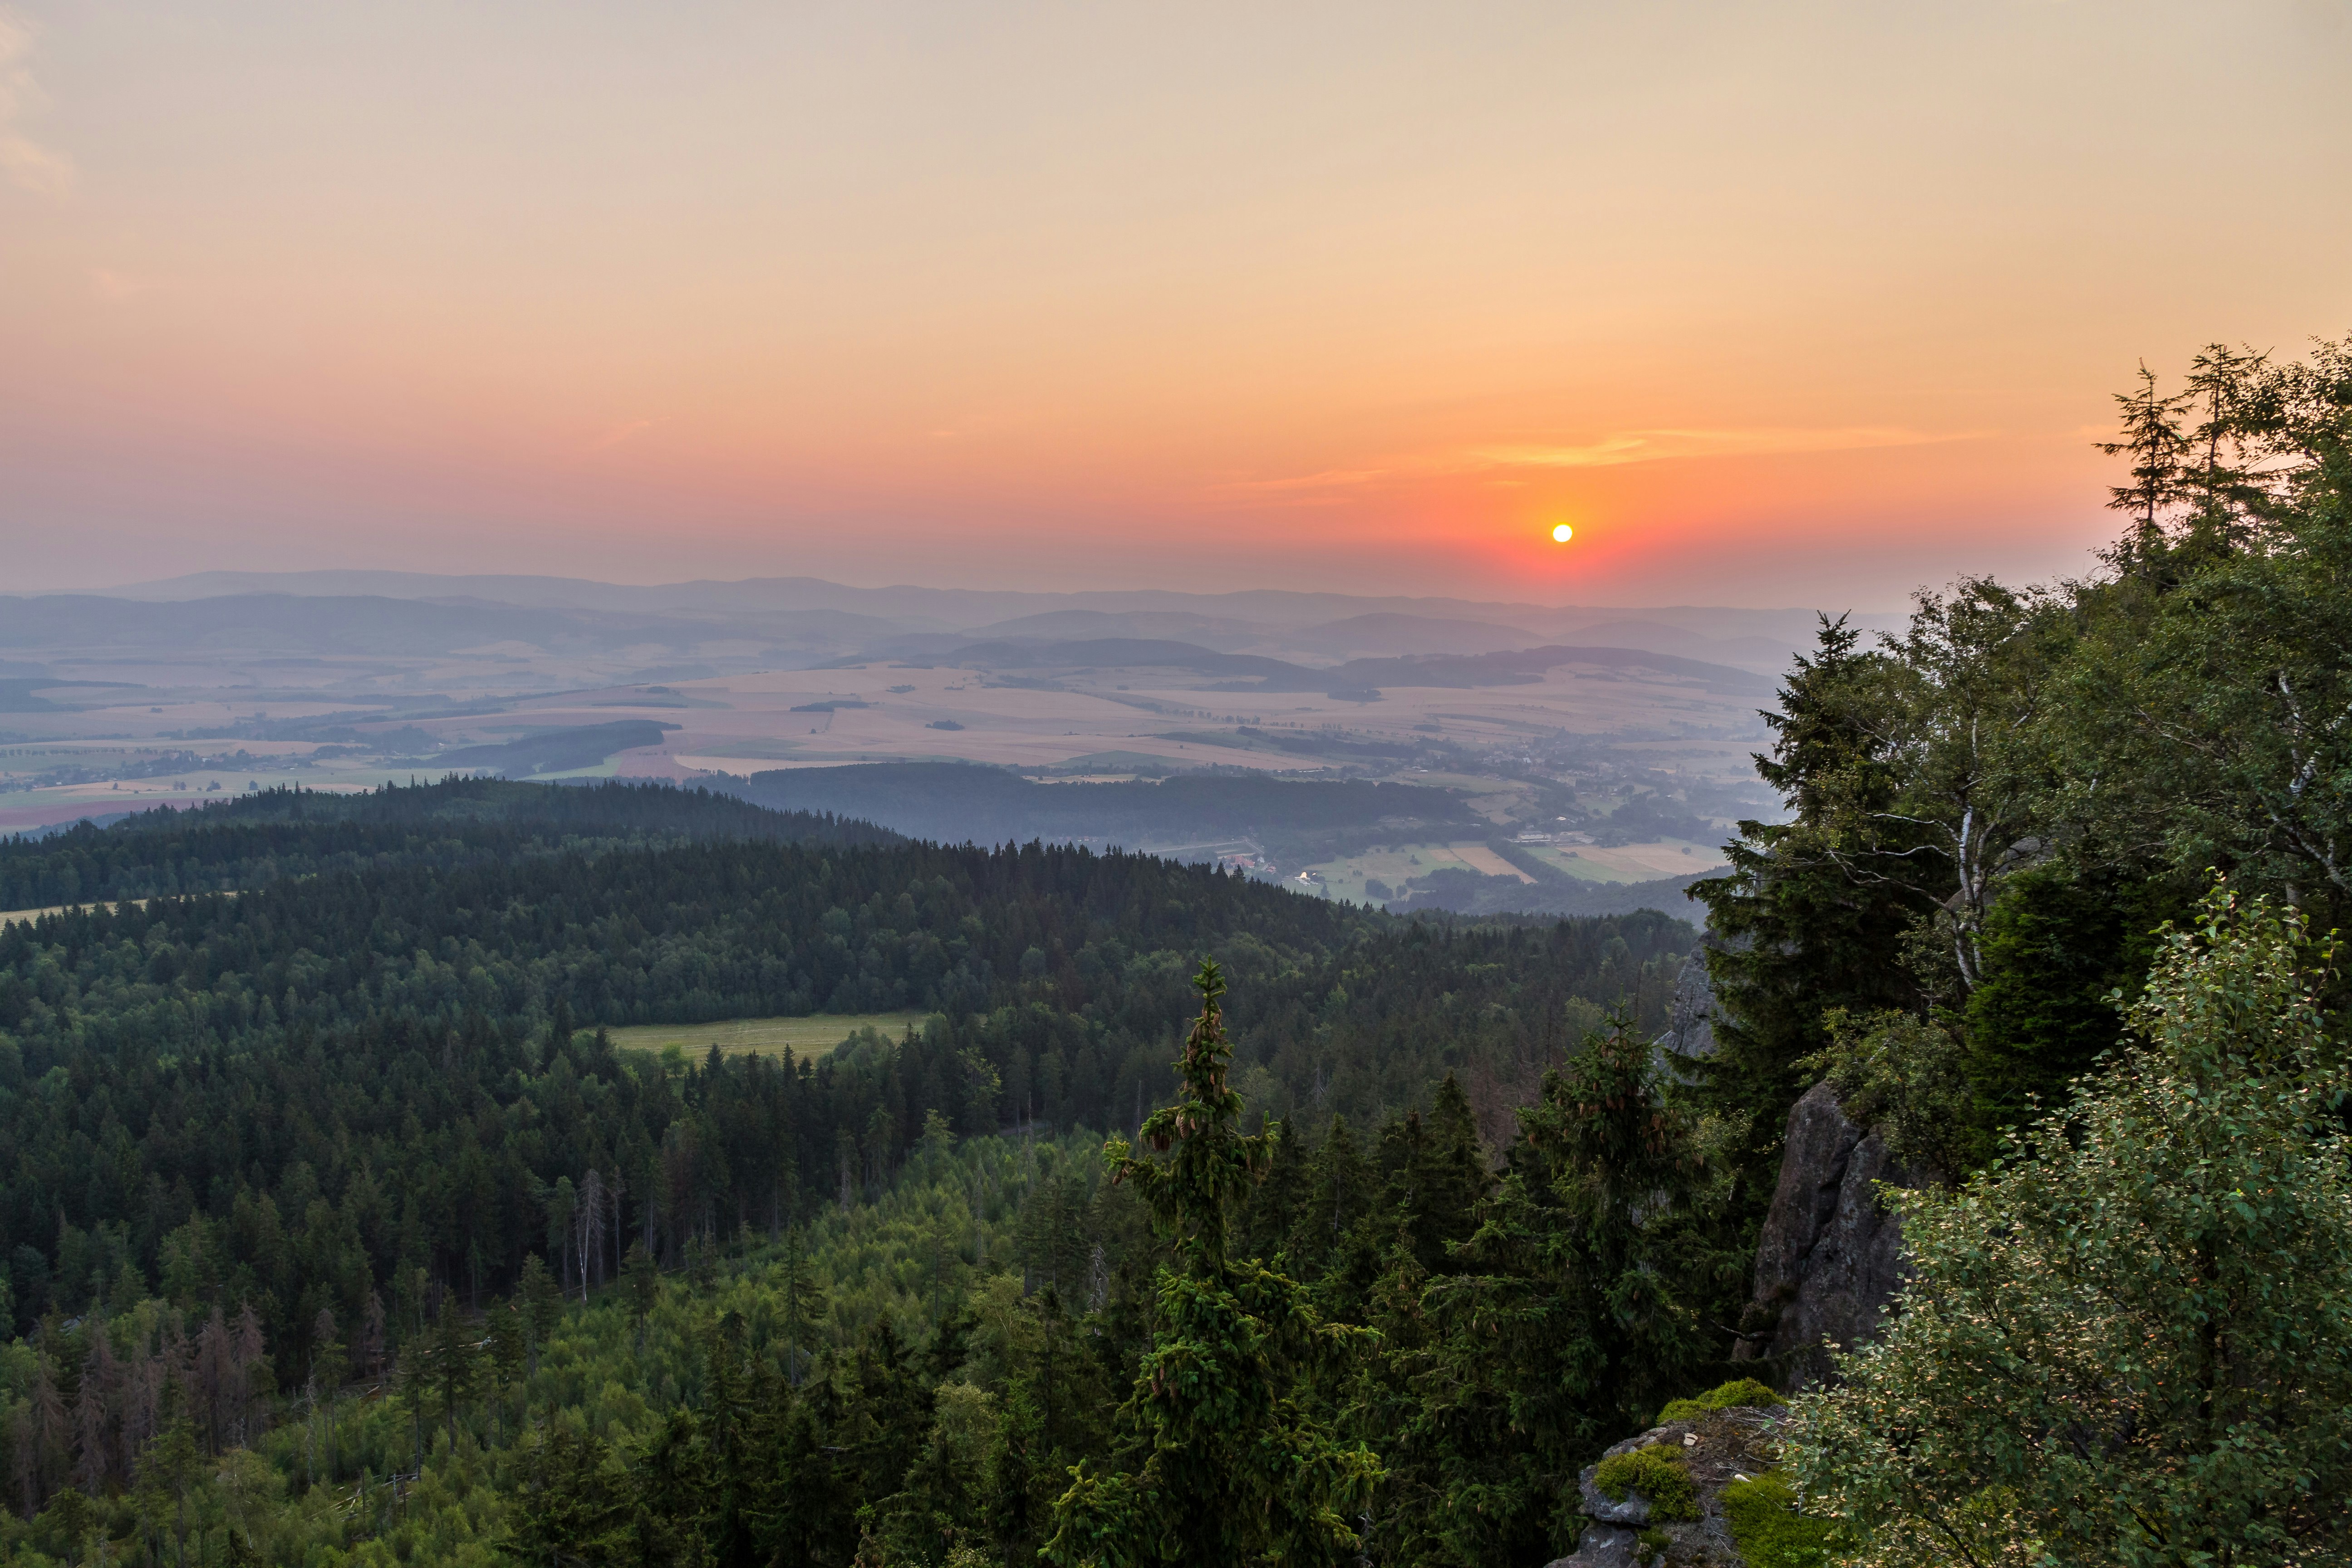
[596,1011,933,1061]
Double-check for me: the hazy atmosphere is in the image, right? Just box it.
[3,6,2351,1568]
[5,0,2347,602]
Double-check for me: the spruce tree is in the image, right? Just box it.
[1396,1018,1731,1567]
[2099,361,2195,563]
[623,1242,660,1356]
[1044,960,1381,1568]
[506,1426,631,1567]
[431,1299,481,1450]
[1691,614,1924,1181]
[518,1255,562,1377]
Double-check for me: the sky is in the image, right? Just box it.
[2,0,2347,610]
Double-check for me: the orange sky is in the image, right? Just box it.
[3,0,2348,608]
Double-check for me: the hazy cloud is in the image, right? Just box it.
[1222,426,1987,500]
[1468,427,1986,470]
[0,10,73,196]
[586,417,665,452]
[1223,468,1389,492]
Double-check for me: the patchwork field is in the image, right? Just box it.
[1522,840,1728,883]
[1301,841,1527,903]
[1304,836,1728,901]
[595,1012,932,1061]
[638,658,1759,782]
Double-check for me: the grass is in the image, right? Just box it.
[595,1012,933,1061]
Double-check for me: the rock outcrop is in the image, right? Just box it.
[1652,953,1721,1072]
[1733,1081,1931,1388]
[1543,1405,1786,1568]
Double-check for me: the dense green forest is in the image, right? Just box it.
[0,780,899,911]
[0,781,1686,1344]
[0,768,1695,1565]
[0,336,2344,1568]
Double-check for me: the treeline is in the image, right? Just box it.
[0,780,898,911]
[730,764,1478,848]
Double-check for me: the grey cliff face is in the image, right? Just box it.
[1652,953,1719,1069]
[1735,1080,1928,1388]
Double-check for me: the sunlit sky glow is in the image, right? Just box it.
[3,0,2347,608]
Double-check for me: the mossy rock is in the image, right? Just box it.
[1591,1444,1700,1524]
[1721,1470,1838,1568]
[1654,1376,1785,1426]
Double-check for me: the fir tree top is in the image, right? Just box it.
[1107,958,1276,1276]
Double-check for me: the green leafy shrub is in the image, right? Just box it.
[1786,889,2352,1564]
[1592,1446,1699,1523]
[1721,1472,1836,1568]
[1655,1376,1784,1424]
[1802,1007,1978,1173]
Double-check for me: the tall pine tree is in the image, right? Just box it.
[1044,960,1381,1568]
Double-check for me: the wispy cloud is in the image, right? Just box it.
[1216,425,1987,501]
[586,416,665,452]
[1223,468,1389,492]
[0,10,74,196]
[1467,426,1985,469]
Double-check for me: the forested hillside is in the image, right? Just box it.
[0,765,1699,1566]
[0,779,897,911]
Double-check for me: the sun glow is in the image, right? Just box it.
[1551,524,1574,544]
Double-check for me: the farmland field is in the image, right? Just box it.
[1522,840,1726,882]
[595,1012,932,1060]
[1304,837,1728,900]
[1301,840,1536,903]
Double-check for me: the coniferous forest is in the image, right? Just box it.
[0,338,2346,1566]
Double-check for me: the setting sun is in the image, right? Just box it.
[1552,524,1575,544]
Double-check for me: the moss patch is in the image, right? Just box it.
[1592,1445,1699,1523]
[1721,1471,1837,1568]
[1655,1376,1785,1425]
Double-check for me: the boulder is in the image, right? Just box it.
[1651,954,1721,1068]
[1543,1523,1641,1568]
[1543,1406,1786,1568]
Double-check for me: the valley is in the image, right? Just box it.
[0,577,1775,915]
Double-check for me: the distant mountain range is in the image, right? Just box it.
[46,569,1900,673]
[886,636,1774,700]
